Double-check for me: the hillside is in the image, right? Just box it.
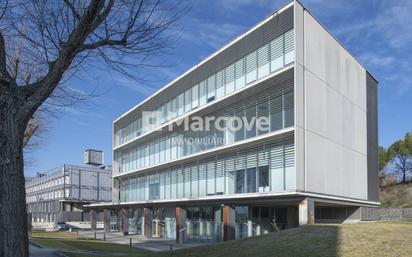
[380,183,412,208]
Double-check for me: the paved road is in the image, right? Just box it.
[29,243,62,257]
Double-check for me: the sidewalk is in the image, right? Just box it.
[29,243,63,257]
[78,230,211,252]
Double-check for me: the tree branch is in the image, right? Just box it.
[0,32,7,79]
[63,0,81,20]
[21,0,107,118]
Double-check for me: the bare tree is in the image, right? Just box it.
[0,1,187,256]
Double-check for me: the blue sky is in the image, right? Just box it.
[24,0,412,176]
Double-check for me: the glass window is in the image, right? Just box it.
[161,104,167,124]
[246,168,256,193]
[184,89,191,113]
[234,110,244,142]
[177,93,184,116]
[206,160,215,195]
[235,58,245,90]
[235,154,245,194]
[165,137,170,162]
[171,169,177,199]
[177,169,184,198]
[216,70,224,99]
[216,159,224,194]
[284,91,294,128]
[270,35,283,72]
[284,29,294,65]
[257,101,269,135]
[199,80,207,106]
[225,64,235,95]
[285,143,295,190]
[258,44,270,79]
[270,95,282,131]
[207,75,216,102]
[246,51,257,84]
[258,166,269,187]
[172,97,177,118]
[184,167,191,197]
[198,163,207,196]
[226,157,235,195]
[149,182,160,200]
[270,145,284,191]
[245,105,256,139]
[191,166,198,197]
[167,101,172,121]
[192,84,199,109]
[235,170,244,194]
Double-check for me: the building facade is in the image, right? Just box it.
[26,164,112,223]
[88,0,379,242]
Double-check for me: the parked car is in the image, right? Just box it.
[54,221,69,230]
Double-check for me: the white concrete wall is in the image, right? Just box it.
[294,1,369,200]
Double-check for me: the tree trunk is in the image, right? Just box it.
[0,96,29,257]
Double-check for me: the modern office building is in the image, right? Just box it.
[87,0,379,243]
[26,164,112,224]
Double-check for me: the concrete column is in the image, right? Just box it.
[103,209,111,233]
[144,207,153,239]
[176,207,187,244]
[90,209,97,231]
[299,198,315,225]
[120,208,129,235]
[223,205,235,241]
[287,207,299,228]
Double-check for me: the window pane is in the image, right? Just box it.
[177,93,184,116]
[285,143,295,190]
[234,110,244,142]
[246,51,257,84]
[270,95,282,131]
[199,80,207,106]
[257,101,269,135]
[198,163,207,196]
[177,168,184,198]
[270,36,283,72]
[235,58,245,90]
[245,105,256,139]
[191,165,198,197]
[206,160,215,195]
[246,168,256,193]
[192,84,199,109]
[258,44,270,79]
[270,145,284,191]
[258,166,269,187]
[216,70,224,99]
[284,29,294,65]
[172,98,177,118]
[184,89,191,113]
[284,91,294,127]
[207,75,216,102]
[235,170,244,194]
[225,64,235,95]
[184,166,191,197]
[216,159,224,194]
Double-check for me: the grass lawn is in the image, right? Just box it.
[30,221,412,257]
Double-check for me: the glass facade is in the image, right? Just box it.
[118,89,294,173]
[119,140,295,202]
[115,29,294,146]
